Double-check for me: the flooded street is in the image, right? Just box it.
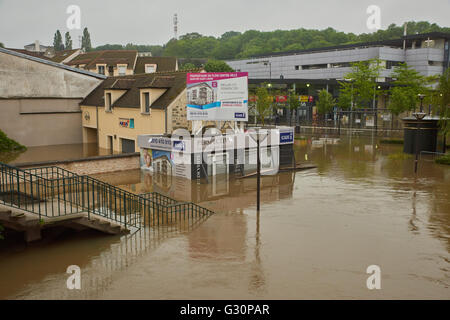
[1,136,449,299]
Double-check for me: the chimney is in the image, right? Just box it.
[35,40,40,52]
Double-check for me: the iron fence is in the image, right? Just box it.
[0,162,215,231]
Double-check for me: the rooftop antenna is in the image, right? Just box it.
[173,14,178,40]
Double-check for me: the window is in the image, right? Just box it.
[98,65,105,75]
[105,93,112,111]
[301,64,328,70]
[108,66,114,76]
[386,61,402,69]
[145,64,157,73]
[295,65,300,70]
[143,92,150,113]
[118,65,126,76]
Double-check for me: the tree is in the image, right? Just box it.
[341,59,382,109]
[180,63,196,70]
[204,60,234,72]
[316,89,336,121]
[255,86,273,126]
[81,27,92,52]
[53,30,64,51]
[64,32,72,50]
[435,68,450,152]
[287,92,300,126]
[0,42,4,48]
[388,63,430,115]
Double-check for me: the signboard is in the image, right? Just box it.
[275,95,287,103]
[119,118,134,128]
[186,72,248,121]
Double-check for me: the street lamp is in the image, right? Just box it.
[413,104,427,174]
[249,129,268,212]
[418,93,425,113]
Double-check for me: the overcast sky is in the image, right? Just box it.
[1,0,449,48]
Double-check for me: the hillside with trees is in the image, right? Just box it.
[92,21,449,60]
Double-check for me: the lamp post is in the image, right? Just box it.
[413,94,426,174]
[249,129,268,212]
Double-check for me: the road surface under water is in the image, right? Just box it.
[0,136,449,299]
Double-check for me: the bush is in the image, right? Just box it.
[0,129,26,152]
[435,154,450,165]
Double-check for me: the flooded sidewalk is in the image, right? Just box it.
[0,136,449,299]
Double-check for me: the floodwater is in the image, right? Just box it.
[0,135,449,299]
[0,143,115,165]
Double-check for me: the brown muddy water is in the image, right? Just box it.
[0,143,115,165]
[0,136,449,299]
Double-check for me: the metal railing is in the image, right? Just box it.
[138,192,215,227]
[0,162,215,231]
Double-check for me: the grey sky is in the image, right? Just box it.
[0,0,449,48]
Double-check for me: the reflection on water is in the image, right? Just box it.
[1,135,449,299]
[1,143,117,165]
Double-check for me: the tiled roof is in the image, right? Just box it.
[134,56,177,73]
[5,48,51,60]
[80,70,190,110]
[67,50,138,69]
[0,47,106,79]
[49,49,80,63]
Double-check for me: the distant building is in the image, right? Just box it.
[227,32,450,82]
[66,50,138,76]
[80,70,190,153]
[65,50,177,76]
[24,40,52,53]
[0,47,105,147]
[226,32,450,124]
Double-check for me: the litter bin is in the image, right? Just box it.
[402,116,439,154]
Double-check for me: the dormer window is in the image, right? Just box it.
[118,65,127,76]
[145,64,157,73]
[105,92,112,111]
[98,65,105,75]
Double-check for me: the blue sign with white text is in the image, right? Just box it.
[280,131,293,144]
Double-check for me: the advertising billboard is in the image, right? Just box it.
[186,72,248,121]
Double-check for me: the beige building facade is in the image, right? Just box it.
[80,71,191,153]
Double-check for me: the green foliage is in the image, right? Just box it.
[53,30,64,51]
[316,90,335,115]
[204,60,234,72]
[435,69,450,135]
[64,32,72,50]
[180,63,197,70]
[342,59,383,108]
[338,59,382,110]
[81,27,92,52]
[435,154,450,165]
[0,42,4,48]
[91,21,450,60]
[388,63,429,115]
[0,129,26,152]
[255,86,273,126]
[337,81,353,110]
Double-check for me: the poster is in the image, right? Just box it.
[186,72,248,121]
